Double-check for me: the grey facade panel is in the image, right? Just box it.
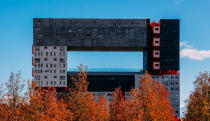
[33,18,149,50]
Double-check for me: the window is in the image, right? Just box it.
[54,70,56,73]
[44,46,47,49]
[60,59,65,63]
[54,76,57,79]
[35,58,40,63]
[153,38,160,46]
[153,62,160,70]
[153,50,160,58]
[60,76,65,80]
[46,81,48,85]
[153,26,160,34]
[45,58,47,61]
[46,52,48,56]
[54,46,57,49]
[54,58,57,61]
[45,70,49,73]
[44,76,48,79]
[35,76,40,80]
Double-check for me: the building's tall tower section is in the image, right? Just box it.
[146,19,180,116]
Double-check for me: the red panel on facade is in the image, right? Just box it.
[32,46,34,54]
[32,58,34,66]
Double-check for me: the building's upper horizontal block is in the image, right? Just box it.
[33,18,150,51]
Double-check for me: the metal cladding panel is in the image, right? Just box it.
[160,19,180,70]
[33,18,149,51]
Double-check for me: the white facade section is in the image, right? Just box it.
[32,46,67,87]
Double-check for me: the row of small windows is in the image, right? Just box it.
[165,87,179,91]
[34,70,65,74]
[34,52,65,56]
[35,76,65,80]
[152,75,179,79]
[36,21,144,27]
[35,58,65,62]
[163,81,179,86]
[34,63,65,68]
[37,80,66,86]
[34,46,65,51]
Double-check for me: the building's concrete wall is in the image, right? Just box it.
[32,46,67,87]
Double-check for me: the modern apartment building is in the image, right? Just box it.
[32,18,180,116]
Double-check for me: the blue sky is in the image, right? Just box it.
[0,0,210,115]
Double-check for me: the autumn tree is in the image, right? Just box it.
[0,71,26,120]
[5,71,25,107]
[19,81,73,121]
[67,64,109,121]
[109,71,174,121]
[184,72,210,121]
[138,72,175,120]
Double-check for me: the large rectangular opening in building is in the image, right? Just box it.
[67,51,143,72]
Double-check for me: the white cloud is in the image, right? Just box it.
[180,41,210,60]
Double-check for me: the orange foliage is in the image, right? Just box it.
[109,72,174,121]
[0,69,176,121]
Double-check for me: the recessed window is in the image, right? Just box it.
[60,76,65,80]
[35,58,40,63]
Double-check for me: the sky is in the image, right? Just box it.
[0,0,210,116]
